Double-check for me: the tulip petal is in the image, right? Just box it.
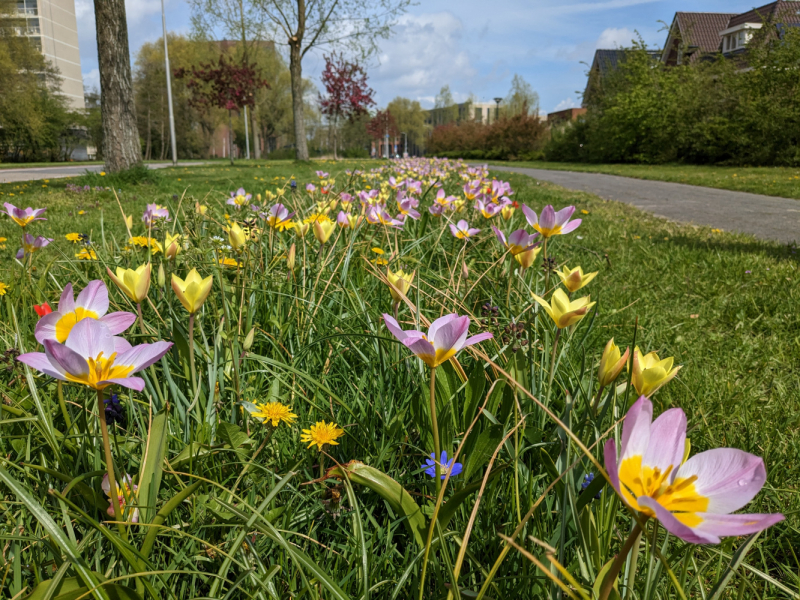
[34,312,61,344]
[44,340,89,378]
[76,280,109,316]
[553,205,576,226]
[463,332,494,348]
[693,512,785,541]
[383,314,411,342]
[64,319,116,359]
[100,376,146,392]
[113,337,133,354]
[636,496,715,544]
[603,439,622,496]
[559,219,582,234]
[644,408,686,473]
[116,341,173,373]
[16,352,67,381]
[538,205,556,231]
[58,283,75,314]
[521,204,538,227]
[676,449,767,513]
[99,312,137,336]
[403,337,437,367]
[620,396,653,463]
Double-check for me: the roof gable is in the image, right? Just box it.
[674,12,737,52]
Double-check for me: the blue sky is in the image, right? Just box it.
[76,0,767,113]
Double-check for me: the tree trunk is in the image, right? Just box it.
[332,114,338,160]
[229,110,234,166]
[289,40,308,161]
[252,103,261,159]
[93,0,141,172]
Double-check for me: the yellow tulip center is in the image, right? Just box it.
[55,307,100,343]
[618,456,708,527]
[534,223,562,237]
[64,352,134,390]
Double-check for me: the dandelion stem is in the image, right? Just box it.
[430,367,441,495]
[97,389,125,536]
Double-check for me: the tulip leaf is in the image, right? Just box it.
[138,411,168,525]
[462,363,487,429]
[707,532,762,600]
[593,558,622,600]
[25,575,143,600]
[328,460,427,547]
[437,464,509,531]
[0,465,109,600]
[462,423,504,482]
[140,481,203,558]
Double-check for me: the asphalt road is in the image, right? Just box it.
[488,165,800,244]
[0,162,193,184]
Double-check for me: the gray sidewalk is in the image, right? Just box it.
[488,165,799,244]
[0,162,199,184]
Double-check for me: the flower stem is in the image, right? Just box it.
[97,389,125,536]
[542,237,550,292]
[547,328,562,396]
[57,381,71,431]
[430,367,441,495]
[188,312,198,400]
[598,521,645,600]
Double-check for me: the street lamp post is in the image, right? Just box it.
[161,0,178,167]
[384,123,389,159]
[493,97,503,123]
[401,132,407,157]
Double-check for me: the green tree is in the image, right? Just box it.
[503,74,539,117]
[386,96,428,155]
[433,85,458,125]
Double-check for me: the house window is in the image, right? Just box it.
[475,107,482,121]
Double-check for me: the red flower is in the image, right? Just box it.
[34,303,52,317]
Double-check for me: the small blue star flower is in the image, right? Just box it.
[580,473,602,499]
[423,451,463,480]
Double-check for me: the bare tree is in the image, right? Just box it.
[93,0,142,172]
[256,0,410,160]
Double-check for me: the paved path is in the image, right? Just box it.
[0,162,198,184]
[488,165,800,244]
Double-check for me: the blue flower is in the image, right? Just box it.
[422,451,463,480]
[580,473,601,499]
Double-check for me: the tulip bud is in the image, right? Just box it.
[125,215,133,230]
[172,269,213,314]
[158,263,166,288]
[228,222,246,251]
[461,261,469,280]
[313,219,336,244]
[632,347,682,397]
[243,327,255,350]
[557,266,598,293]
[107,263,151,303]
[164,233,181,260]
[287,243,296,270]
[597,338,630,388]
[256,193,262,203]
[386,268,414,303]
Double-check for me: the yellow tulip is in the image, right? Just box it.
[313,219,336,244]
[514,246,541,270]
[556,265,598,293]
[124,215,133,230]
[171,268,213,314]
[501,205,515,220]
[632,347,681,397]
[386,268,414,303]
[164,233,182,259]
[195,203,208,215]
[107,264,151,303]
[228,222,246,251]
[157,263,165,288]
[286,243,296,270]
[531,288,595,329]
[597,338,630,387]
[294,222,311,238]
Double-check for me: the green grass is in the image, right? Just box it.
[500,161,800,199]
[0,160,797,600]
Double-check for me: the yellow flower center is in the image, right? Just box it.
[534,223,562,237]
[55,307,99,343]
[64,352,134,390]
[618,456,708,527]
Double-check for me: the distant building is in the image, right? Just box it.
[547,108,587,124]
[582,49,661,107]
[14,0,85,110]
[425,101,502,126]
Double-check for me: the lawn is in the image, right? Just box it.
[0,160,797,599]
[500,161,800,200]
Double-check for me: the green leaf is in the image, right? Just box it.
[437,464,509,531]
[26,575,143,600]
[216,421,251,450]
[462,363,487,429]
[328,460,427,547]
[0,465,109,600]
[707,532,762,600]
[593,558,622,600]
[462,424,504,482]
[138,411,168,524]
[140,481,202,558]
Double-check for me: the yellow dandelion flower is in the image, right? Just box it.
[78,210,86,215]
[0,236,8,249]
[128,236,150,248]
[303,213,330,224]
[0,282,9,295]
[300,421,345,451]
[219,257,240,268]
[250,402,298,427]
[75,248,98,260]
[371,247,385,255]
[66,233,82,243]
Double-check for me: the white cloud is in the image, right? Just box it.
[82,68,100,91]
[368,12,477,107]
[596,27,637,49]
[552,97,579,112]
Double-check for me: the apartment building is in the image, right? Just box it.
[14,0,85,109]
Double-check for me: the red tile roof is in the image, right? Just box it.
[728,1,800,28]
[674,12,737,52]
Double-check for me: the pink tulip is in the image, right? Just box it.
[3,202,46,227]
[521,204,581,238]
[18,318,172,392]
[34,280,136,345]
[383,314,493,369]
[449,219,481,239]
[604,396,784,544]
[492,226,539,255]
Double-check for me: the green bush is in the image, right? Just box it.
[545,28,800,166]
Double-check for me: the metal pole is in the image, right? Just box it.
[384,123,389,159]
[244,106,251,160]
[402,132,407,157]
[161,0,178,167]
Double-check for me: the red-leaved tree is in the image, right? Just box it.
[174,55,269,165]
[319,52,375,160]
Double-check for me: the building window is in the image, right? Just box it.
[475,107,482,121]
